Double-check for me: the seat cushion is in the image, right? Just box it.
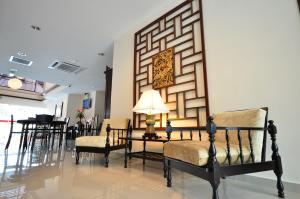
[164,140,250,166]
[75,136,125,148]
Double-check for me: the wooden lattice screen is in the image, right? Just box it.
[133,0,209,129]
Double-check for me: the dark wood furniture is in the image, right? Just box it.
[121,135,190,169]
[31,114,54,150]
[17,118,66,151]
[75,120,131,167]
[122,136,170,166]
[5,115,24,150]
[121,123,195,176]
[164,112,284,199]
[104,66,112,119]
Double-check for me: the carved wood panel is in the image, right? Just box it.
[133,0,209,129]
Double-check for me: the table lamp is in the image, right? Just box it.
[133,89,169,139]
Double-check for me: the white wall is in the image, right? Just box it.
[0,95,47,108]
[94,91,105,121]
[66,93,84,125]
[64,91,105,126]
[111,0,300,184]
[83,91,106,122]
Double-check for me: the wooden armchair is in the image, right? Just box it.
[164,108,284,199]
[75,118,131,167]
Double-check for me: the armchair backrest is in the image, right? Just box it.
[100,118,130,137]
[36,114,54,124]
[213,108,267,162]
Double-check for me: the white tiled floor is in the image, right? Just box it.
[0,137,299,199]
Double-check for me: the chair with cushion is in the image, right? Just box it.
[75,118,131,167]
[164,108,285,199]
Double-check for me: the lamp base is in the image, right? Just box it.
[144,114,159,139]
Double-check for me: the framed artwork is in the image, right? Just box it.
[54,102,63,118]
[298,0,300,12]
[152,48,175,89]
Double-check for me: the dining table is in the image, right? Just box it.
[17,119,66,151]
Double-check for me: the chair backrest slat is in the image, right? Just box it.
[213,108,267,162]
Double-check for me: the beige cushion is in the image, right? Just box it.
[213,108,266,162]
[75,118,129,148]
[75,136,126,148]
[164,140,250,166]
[76,136,107,148]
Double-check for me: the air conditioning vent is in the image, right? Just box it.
[9,56,33,66]
[48,61,85,74]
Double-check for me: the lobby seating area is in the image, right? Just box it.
[0,0,299,199]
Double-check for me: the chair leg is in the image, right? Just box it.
[209,164,220,199]
[268,121,285,198]
[59,133,63,148]
[31,132,37,151]
[212,186,219,199]
[105,150,110,167]
[51,132,56,149]
[275,169,285,198]
[65,133,68,148]
[76,151,79,164]
[272,154,285,198]
[5,133,12,150]
[19,132,24,150]
[167,159,172,187]
[163,158,167,178]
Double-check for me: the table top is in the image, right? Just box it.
[17,119,66,125]
[119,136,191,142]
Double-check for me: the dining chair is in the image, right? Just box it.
[31,114,54,151]
[5,115,24,150]
[64,117,77,148]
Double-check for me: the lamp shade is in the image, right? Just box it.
[133,89,169,115]
[8,78,22,89]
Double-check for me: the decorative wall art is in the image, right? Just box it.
[133,0,209,129]
[152,48,175,89]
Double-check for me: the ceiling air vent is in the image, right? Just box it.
[9,56,33,66]
[48,61,85,74]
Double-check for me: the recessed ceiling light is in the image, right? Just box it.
[31,25,41,31]
[17,51,27,57]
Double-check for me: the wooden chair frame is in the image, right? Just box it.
[75,120,131,167]
[5,115,23,150]
[164,109,284,199]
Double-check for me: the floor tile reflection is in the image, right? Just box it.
[0,138,299,199]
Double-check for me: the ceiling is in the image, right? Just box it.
[0,0,175,98]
